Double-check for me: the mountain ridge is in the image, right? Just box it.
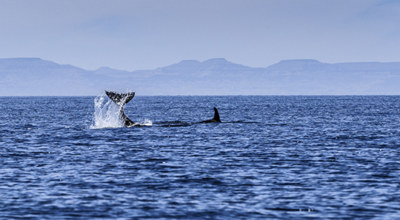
[2,57,400,96]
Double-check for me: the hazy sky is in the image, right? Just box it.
[0,0,399,70]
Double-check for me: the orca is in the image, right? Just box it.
[199,107,221,123]
[105,91,136,127]
[105,90,221,127]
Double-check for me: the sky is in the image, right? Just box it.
[0,0,400,71]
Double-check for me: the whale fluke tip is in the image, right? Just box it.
[105,90,135,106]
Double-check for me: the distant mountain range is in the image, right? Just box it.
[1,57,400,96]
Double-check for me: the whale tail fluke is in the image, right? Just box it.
[105,91,136,127]
[213,107,221,122]
[105,91,135,106]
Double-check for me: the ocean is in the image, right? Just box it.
[1,95,400,219]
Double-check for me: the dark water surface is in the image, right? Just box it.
[1,96,400,219]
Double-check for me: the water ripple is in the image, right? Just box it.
[1,96,400,218]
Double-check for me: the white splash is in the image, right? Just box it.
[126,118,153,127]
[90,94,124,129]
[139,118,153,126]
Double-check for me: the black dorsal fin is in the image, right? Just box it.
[198,107,222,123]
[213,107,221,122]
[105,91,135,106]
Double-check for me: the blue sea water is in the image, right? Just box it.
[1,95,400,219]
